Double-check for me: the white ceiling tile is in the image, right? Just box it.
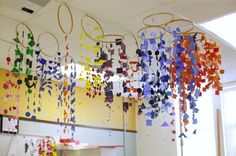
[26,10,67,38]
[69,0,163,23]
[0,15,17,33]
[0,0,236,83]
[26,5,82,40]
[165,1,236,23]
[0,27,16,44]
[0,0,58,22]
[115,6,181,37]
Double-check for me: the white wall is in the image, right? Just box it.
[136,114,178,156]
[178,90,217,156]
[136,90,223,156]
[0,120,137,156]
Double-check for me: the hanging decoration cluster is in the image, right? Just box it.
[134,13,223,138]
[79,12,223,137]
[3,3,78,134]
[2,2,224,139]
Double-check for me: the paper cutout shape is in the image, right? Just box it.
[146,120,152,126]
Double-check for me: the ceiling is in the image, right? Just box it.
[0,0,236,83]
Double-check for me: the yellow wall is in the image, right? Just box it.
[0,68,136,131]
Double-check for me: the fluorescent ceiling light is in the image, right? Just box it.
[200,12,236,48]
[61,64,126,82]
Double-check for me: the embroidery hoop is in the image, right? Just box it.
[57,3,74,35]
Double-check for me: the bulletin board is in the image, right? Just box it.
[0,68,136,132]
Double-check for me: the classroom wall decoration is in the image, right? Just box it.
[1,116,19,133]
[0,2,224,140]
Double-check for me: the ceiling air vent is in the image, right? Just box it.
[0,0,51,21]
[21,7,34,14]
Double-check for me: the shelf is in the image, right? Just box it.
[56,144,124,151]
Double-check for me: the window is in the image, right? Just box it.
[200,12,236,49]
[177,90,216,156]
[222,86,236,156]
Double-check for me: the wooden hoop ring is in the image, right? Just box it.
[165,19,194,34]
[15,23,35,48]
[37,32,60,57]
[81,15,104,42]
[143,12,174,27]
[137,26,166,40]
[57,3,74,35]
[98,34,124,44]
